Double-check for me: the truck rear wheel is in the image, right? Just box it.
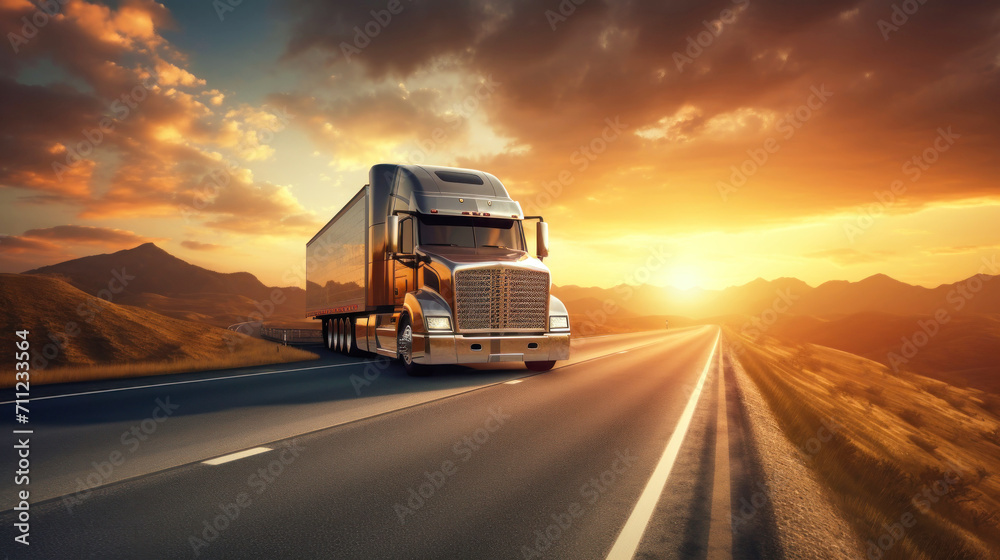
[343,317,361,356]
[526,361,556,372]
[323,319,334,351]
[398,316,431,376]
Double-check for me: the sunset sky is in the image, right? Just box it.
[1,0,998,290]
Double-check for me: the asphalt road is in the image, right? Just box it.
[2,326,772,559]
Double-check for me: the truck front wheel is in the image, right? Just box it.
[398,317,431,377]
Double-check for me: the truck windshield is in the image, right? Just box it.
[418,215,525,251]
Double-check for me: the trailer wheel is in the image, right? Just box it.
[323,318,334,351]
[343,317,361,356]
[526,361,556,372]
[339,317,350,355]
[398,316,431,376]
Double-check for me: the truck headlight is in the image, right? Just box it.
[549,316,569,330]
[426,316,452,331]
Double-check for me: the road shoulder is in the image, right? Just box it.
[726,340,864,559]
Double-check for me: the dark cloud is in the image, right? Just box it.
[180,240,223,251]
[282,0,1000,229]
[21,224,155,245]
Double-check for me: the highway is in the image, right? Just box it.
[2,326,778,559]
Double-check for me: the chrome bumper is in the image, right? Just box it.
[411,333,571,365]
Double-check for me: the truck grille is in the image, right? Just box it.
[454,268,549,331]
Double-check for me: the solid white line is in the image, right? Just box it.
[504,379,523,384]
[605,329,721,560]
[202,447,271,465]
[0,361,374,405]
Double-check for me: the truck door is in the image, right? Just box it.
[393,216,417,306]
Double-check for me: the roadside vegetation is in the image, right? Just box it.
[0,273,317,388]
[726,327,1000,560]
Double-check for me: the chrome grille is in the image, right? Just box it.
[455,268,549,331]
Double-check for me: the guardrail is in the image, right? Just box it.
[260,326,324,345]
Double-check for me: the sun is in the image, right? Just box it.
[665,265,703,291]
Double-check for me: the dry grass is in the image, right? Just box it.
[727,327,1000,560]
[0,273,317,387]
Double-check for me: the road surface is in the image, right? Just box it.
[2,326,778,559]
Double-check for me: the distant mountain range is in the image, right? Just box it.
[21,243,1000,329]
[553,272,1000,320]
[23,243,305,327]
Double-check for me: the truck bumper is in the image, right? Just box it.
[412,333,571,365]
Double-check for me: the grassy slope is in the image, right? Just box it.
[728,328,1000,559]
[767,312,1000,393]
[0,273,316,387]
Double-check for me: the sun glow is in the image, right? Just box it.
[665,265,703,291]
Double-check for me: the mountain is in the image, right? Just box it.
[23,243,307,328]
[554,273,1000,320]
[0,273,294,374]
[24,242,271,299]
[766,311,1000,393]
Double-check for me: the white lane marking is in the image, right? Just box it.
[0,361,374,405]
[202,447,272,465]
[505,379,523,384]
[605,329,721,560]
[618,351,628,354]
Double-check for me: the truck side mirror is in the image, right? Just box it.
[536,221,549,259]
[386,215,400,255]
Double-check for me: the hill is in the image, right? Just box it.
[23,243,307,328]
[0,273,315,386]
[553,272,1000,320]
[765,311,1000,393]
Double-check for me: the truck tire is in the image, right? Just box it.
[398,316,431,376]
[526,361,556,372]
[323,319,334,351]
[343,317,361,356]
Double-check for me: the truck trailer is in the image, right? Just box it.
[306,163,571,375]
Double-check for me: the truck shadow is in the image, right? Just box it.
[19,348,543,426]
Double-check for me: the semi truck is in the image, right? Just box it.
[306,163,571,375]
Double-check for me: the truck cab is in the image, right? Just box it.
[307,164,570,375]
